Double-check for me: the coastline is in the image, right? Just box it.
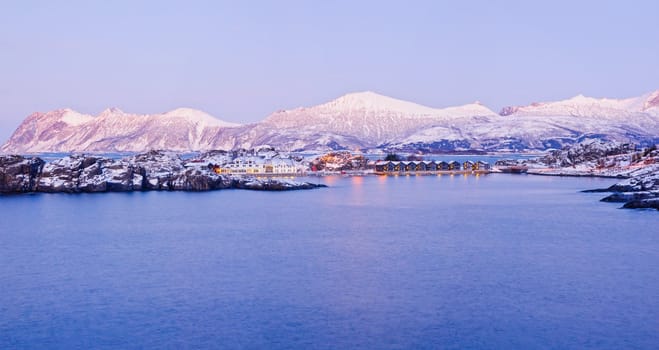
[2,146,656,211]
[526,169,626,179]
[0,152,325,195]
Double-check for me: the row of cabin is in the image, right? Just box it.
[374,160,490,173]
[213,156,301,174]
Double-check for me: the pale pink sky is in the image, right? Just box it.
[1,0,658,141]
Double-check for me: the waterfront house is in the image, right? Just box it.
[405,161,415,172]
[387,161,396,172]
[448,161,461,170]
[221,155,300,174]
[374,160,388,173]
[270,157,299,174]
[475,161,490,170]
[376,160,402,173]
[375,159,489,174]
[228,156,265,174]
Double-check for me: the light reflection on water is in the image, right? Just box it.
[0,174,657,349]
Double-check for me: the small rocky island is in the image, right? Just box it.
[541,140,659,210]
[494,139,658,210]
[583,168,659,210]
[0,150,325,194]
[538,140,658,210]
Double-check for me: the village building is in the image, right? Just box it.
[437,161,449,170]
[405,161,415,172]
[374,159,492,174]
[212,155,302,175]
[475,161,490,170]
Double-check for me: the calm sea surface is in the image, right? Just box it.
[0,174,657,349]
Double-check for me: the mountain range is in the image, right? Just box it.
[2,90,658,153]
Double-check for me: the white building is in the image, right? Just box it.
[219,156,302,174]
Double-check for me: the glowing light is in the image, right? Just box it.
[324,175,339,185]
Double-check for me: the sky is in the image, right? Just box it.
[1,0,658,141]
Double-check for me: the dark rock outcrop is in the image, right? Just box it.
[584,168,659,210]
[623,198,659,210]
[234,178,327,191]
[599,191,657,203]
[0,151,324,194]
[0,155,45,193]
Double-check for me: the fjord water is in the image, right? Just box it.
[1,174,657,349]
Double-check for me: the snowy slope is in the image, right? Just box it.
[393,91,659,152]
[500,90,659,118]
[2,108,241,153]
[249,91,497,150]
[2,90,658,153]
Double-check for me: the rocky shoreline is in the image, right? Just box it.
[495,139,659,210]
[525,170,624,179]
[0,151,325,194]
[582,167,659,210]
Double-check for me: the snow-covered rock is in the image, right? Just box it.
[539,138,632,167]
[0,155,44,193]
[310,151,369,171]
[232,177,326,191]
[547,141,659,210]
[596,169,659,210]
[0,151,323,193]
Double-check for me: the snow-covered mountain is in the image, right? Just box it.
[2,90,658,153]
[241,91,498,151]
[500,90,659,117]
[470,91,659,151]
[2,107,241,153]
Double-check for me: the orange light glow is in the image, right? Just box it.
[324,175,339,185]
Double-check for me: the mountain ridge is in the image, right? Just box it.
[2,90,658,153]
[499,90,659,118]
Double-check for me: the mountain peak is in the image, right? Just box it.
[331,91,402,105]
[103,107,125,113]
[3,90,657,154]
[164,107,240,127]
[568,94,592,102]
[98,107,126,117]
[497,90,659,118]
[339,90,381,99]
[54,108,94,125]
[165,107,213,118]
[322,91,440,115]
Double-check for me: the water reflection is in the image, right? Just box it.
[323,175,340,186]
[2,175,657,349]
[349,176,365,206]
[350,176,364,186]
